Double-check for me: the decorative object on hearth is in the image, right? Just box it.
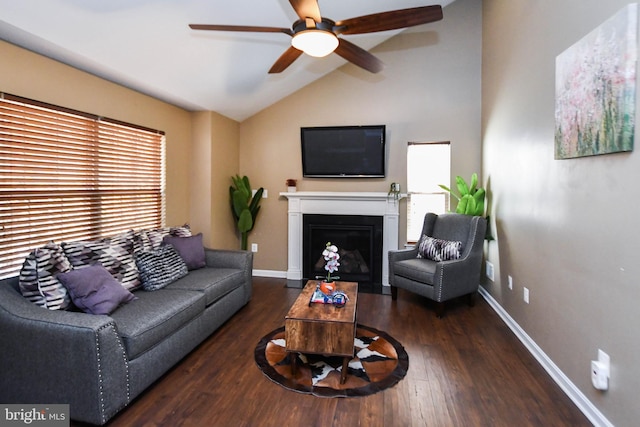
[229,175,263,250]
[387,182,401,204]
[286,178,297,192]
[189,1,443,74]
[254,324,408,397]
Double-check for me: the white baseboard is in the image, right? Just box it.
[252,269,287,278]
[478,286,613,427]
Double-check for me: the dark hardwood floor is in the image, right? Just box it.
[83,278,591,427]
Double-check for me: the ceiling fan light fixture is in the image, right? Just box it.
[291,30,338,57]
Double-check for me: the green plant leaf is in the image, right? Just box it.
[469,173,478,195]
[464,196,477,215]
[438,184,460,201]
[248,206,261,231]
[473,188,485,215]
[456,194,469,214]
[237,209,253,233]
[232,190,248,217]
[249,188,263,213]
[456,176,470,196]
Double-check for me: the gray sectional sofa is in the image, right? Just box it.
[0,247,253,425]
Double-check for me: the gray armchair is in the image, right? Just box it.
[389,213,487,317]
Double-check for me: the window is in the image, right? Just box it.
[407,142,451,242]
[0,93,165,279]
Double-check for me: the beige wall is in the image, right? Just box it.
[191,111,240,249]
[0,39,193,228]
[483,1,639,425]
[239,0,482,272]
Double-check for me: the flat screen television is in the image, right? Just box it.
[301,125,386,178]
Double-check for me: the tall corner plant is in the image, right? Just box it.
[229,175,263,250]
[439,173,485,216]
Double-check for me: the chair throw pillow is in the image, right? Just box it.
[57,264,136,315]
[19,242,73,310]
[417,235,463,262]
[135,244,189,291]
[162,233,206,270]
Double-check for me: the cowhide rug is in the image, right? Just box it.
[254,324,409,398]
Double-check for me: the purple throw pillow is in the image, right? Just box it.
[57,265,136,315]
[162,233,206,270]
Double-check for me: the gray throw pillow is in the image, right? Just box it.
[162,233,206,270]
[57,264,136,315]
[135,244,189,291]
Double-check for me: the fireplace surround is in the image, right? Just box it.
[280,191,403,293]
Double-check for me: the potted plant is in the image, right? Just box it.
[439,173,485,216]
[317,242,340,294]
[229,175,263,250]
[439,173,493,240]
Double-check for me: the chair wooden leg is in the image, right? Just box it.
[467,292,476,307]
[391,286,398,300]
[435,302,445,318]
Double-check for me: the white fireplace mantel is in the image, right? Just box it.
[279,191,405,289]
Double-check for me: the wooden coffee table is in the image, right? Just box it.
[285,280,358,384]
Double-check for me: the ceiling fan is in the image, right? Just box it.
[189,0,443,74]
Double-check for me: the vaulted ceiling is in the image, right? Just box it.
[0,0,453,121]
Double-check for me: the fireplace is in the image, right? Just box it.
[279,191,404,294]
[303,214,383,292]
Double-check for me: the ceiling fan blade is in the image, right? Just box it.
[269,46,304,74]
[334,5,443,35]
[189,24,293,36]
[334,39,384,73]
[289,0,322,22]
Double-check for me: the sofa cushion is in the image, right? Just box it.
[109,288,204,359]
[162,233,206,270]
[417,235,462,262]
[18,242,72,310]
[166,267,245,306]
[394,258,437,284]
[62,232,141,291]
[135,245,189,291]
[57,264,136,315]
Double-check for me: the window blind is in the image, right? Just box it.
[0,93,165,279]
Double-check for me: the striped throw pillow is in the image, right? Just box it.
[417,235,462,262]
[62,231,141,291]
[19,242,73,310]
[135,244,189,291]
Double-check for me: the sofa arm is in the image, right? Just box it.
[204,248,254,302]
[0,281,130,425]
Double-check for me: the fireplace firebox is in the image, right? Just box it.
[303,214,383,293]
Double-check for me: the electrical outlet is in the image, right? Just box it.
[485,261,494,281]
[508,275,513,290]
[262,189,268,198]
[251,243,258,253]
[523,287,530,304]
[592,349,610,390]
